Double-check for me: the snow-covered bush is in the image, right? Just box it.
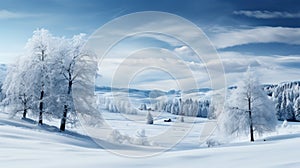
[206,138,222,147]
[281,120,288,128]
[134,129,149,146]
[108,129,131,144]
[107,129,150,146]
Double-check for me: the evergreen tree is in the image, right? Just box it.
[294,97,300,121]
[146,111,153,124]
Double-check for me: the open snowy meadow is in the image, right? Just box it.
[1,111,300,167]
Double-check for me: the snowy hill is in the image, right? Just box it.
[1,110,300,167]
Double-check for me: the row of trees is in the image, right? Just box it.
[100,97,138,115]
[269,81,300,121]
[155,98,210,118]
[1,29,96,131]
[98,96,154,124]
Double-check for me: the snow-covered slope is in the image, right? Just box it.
[1,111,300,168]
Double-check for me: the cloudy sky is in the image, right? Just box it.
[0,0,299,90]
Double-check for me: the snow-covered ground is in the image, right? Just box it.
[1,107,300,167]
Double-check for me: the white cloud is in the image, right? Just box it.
[173,45,203,63]
[211,26,300,48]
[90,12,300,89]
[88,11,220,61]
[89,12,225,89]
[217,51,300,85]
[96,47,300,90]
[134,33,183,46]
[233,10,300,19]
[97,47,211,91]
[0,9,39,19]
[174,45,189,53]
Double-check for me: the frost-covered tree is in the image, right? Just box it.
[50,33,88,131]
[70,42,102,127]
[294,97,300,121]
[146,111,153,124]
[157,97,210,118]
[24,28,54,124]
[103,98,138,115]
[1,63,33,118]
[280,92,288,120]
[275,92,284,120]
[285,98,294,120]
[219,68,277,142]
[2,29,54,122]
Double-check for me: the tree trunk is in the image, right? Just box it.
[60,105,68,131]
[38,90,44,125]
[39,102,43,124]
[248,97,254,142]
[68,81,72,94]
[22,109,27,119]
[39,50,45,125]
[61,80,72,131]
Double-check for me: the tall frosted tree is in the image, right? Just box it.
[24,28,54,124]
[219,68,277,142]
[51,33,89,131]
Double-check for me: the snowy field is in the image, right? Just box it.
[1,107,300,168]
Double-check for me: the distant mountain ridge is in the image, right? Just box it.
[95,86,180,98]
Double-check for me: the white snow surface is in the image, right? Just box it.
[1,110,300,168]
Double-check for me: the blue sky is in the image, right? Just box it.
[0,0,300,89]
